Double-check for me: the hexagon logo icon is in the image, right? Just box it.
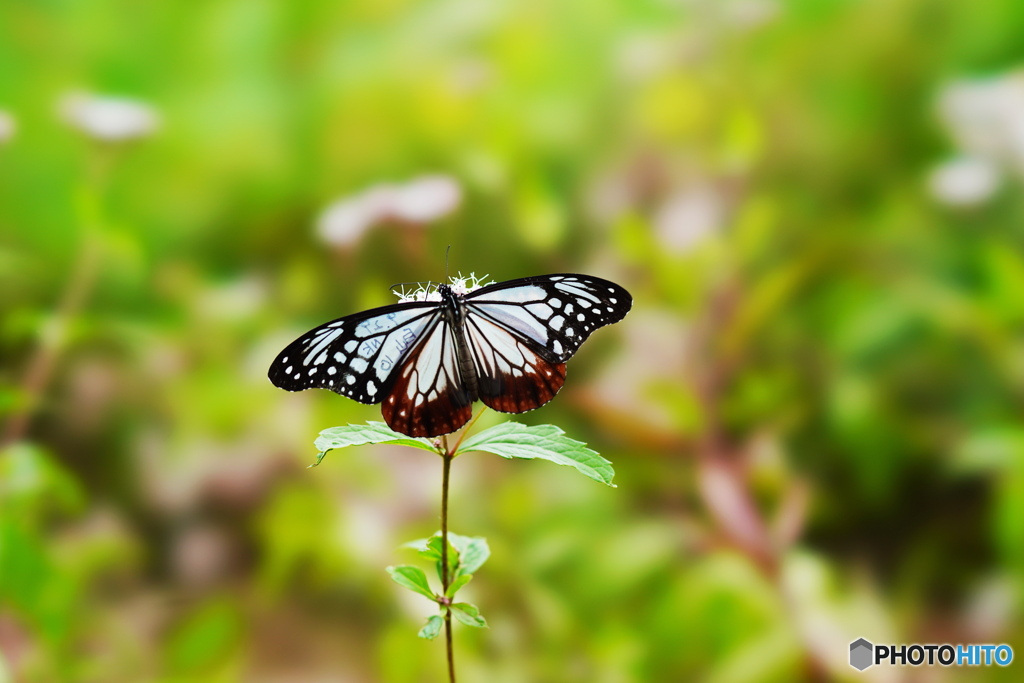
[850,638,874,671]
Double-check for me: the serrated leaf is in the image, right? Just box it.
[386,565,436,601]
[448,533,490,576]
[409,534,456,583]
[450,603,487,628]
[313,422,438,465]
[445,573,472,598]
[457,423,616,486]
[418,615,444,640]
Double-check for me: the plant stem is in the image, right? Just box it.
[2,177,105,449]
[440,435,455,683]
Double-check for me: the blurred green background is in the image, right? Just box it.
[3,0,1024,680]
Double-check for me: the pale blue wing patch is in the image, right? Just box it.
[269,304,440,404]
[464,274,632,362]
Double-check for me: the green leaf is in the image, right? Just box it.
[402,537,434,556]
[386,565,436,601]
[457,423,616,486]
[448,533,490,576]
[312,422,438,466]
[418,615,444,640]
[407,534,458,583]
[450,603,487,628]
[445,573,472,598]
[425,535,447,563]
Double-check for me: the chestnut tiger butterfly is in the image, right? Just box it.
[268,273,632,437]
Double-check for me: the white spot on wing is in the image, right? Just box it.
[527,302,554,319]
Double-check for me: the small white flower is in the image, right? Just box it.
[317,175,463,249]
[393,272,493,303]
[60,91,160,142]
[937,72,1024,176]
[447,272,494,295]
[389,175,462,223]
[317,186,396,247]
[395,282,442,304]
[928,156,1001,207]
[0,110,15,144]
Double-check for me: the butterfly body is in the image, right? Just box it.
[269,274,631,437]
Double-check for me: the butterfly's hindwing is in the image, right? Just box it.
[268,303,439,404]
[382,318,473,436]
[464,312,567,413]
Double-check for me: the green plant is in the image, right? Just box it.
[312,417,615,682]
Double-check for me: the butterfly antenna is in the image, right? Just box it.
[445,245,452,282]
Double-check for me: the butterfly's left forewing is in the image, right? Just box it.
[268,303,439,404]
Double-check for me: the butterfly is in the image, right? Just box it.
[268,273,632,437]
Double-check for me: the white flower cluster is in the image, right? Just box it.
[60,91,160,142]
[394,272,494,303]
[931,70,1024,206]
[317,175,463,248]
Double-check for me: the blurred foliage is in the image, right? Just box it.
[3,0,1024,680]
